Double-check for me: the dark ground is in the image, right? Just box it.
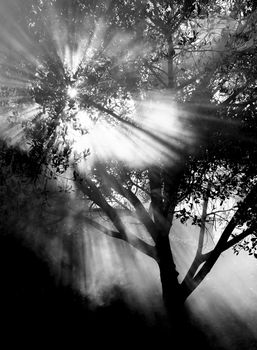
[0,232,213,349]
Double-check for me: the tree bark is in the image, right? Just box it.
[155,234,184,320]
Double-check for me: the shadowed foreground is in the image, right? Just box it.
[0,232,210,349]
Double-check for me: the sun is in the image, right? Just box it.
[67,86,78,99]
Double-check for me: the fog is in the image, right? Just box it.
[2,183,257,349]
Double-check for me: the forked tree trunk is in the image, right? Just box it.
[155,234,185,321]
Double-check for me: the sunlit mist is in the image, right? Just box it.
[0,0,193,169]
[170,220,257,350]
[82,211,161,313]
[69,95,194,170]
[1,2,257,349]
[0,0,184,320]
[67,86,78,99]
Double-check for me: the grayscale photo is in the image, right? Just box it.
[0,1,257,349]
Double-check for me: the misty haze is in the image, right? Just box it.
[1,1,257,349]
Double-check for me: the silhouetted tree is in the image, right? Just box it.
[1,0,257,325]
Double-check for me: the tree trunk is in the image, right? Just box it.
[155,234,184,321]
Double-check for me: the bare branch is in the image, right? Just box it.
[206,207,237,217]
[185,184,257,295]
[83,216,157,260]
[181,183,210,286]
[198,182,211,254]
[82,96,182,155]
[98,167,159,242]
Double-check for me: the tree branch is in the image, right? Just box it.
[97,167,159,242]
[223,226,255,251]
[82,96,182,157]
[181,182,210,288]
[146,62,168,88]
[83,216,157,260]
[206,207,237,217]
[129,177,150,197]
[74,171,129,243]
[182,184,257,296]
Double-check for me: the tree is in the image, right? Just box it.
[1,0,257,326]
